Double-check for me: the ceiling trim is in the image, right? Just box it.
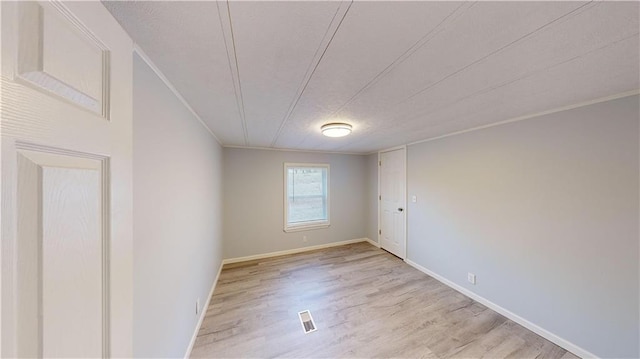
[378,144,407,155]
[270,0,353,147]
[133,44,222,146]
[217,0,249,146]
[401,89,640,151]
[223,144,366,156]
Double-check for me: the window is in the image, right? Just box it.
[284,163,330,232]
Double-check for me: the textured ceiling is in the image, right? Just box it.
[103,1,639,154]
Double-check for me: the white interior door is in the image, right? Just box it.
[1,1,133,357]
[379,148,406,258]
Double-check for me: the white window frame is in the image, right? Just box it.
[283,162,330,232]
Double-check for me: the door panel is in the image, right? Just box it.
[17,150,105,357]
[2,1,133,357]
[17,1,110,117]
[379,148,406,258]
[42,154,103,357]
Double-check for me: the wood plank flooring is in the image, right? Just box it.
[191,242,579,358]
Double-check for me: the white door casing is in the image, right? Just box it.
[1,1,133,357]
[379,147,406,259]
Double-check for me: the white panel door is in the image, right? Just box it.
[1,1,133,357]
[379,148,406,258]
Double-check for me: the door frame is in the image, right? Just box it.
[378,145,407,259]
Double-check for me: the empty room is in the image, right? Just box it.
[1,1,638,358]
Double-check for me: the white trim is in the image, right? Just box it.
[283,223,330,233]
[364,238,380,248]
[377,151,381,247]
[404,259,598,359]
[223,144,365,156]
[378,144,407,154]
[361,90,640,156]
[132,44,222,146]
[407,90,640,147]
[403,146,407,259]
[222,238,370,265]
[183,260,224,359]
[0,1,3,351]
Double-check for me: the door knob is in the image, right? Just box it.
[398,208,404,212]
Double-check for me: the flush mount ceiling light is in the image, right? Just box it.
[321,122,352,137]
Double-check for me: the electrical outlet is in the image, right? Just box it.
[467,273,476,285]
[303,235,308,242]
[196,298,200,315]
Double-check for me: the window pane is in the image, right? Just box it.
[287,167,327,224]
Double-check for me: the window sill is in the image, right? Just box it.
[284,222,330,233]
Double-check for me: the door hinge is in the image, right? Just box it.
[379,161,381,166]
[379,229,381,235]
[379,195,381,200]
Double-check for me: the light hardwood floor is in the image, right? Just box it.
[191,242,579,358]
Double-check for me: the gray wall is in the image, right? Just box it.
[133,54,224,358]
[365,153,379,243]
[406,95,639,358]
[223,148,367,258]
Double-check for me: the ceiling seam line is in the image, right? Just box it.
[216,0,249,146]
[335,20,627,153]
[269,0,353,148]
[334,1,598,153]
[354,91,639,156]
[349,89,640,156]
[226,0,249,146]
[266,7,343,149]
[299,2,476,151]
[403,89,640,150]
[269,1,352,147]
[397,0,598,106]
[318,1,475,125]
[393,31,640,130]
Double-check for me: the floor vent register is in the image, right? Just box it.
[298,310,317,334]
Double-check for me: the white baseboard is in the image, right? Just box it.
[404,259,597,359]
[222,238,372,264]
[184,260,224,359]
[364,237,380,248]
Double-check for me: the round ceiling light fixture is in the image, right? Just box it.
[321,122,352,137]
